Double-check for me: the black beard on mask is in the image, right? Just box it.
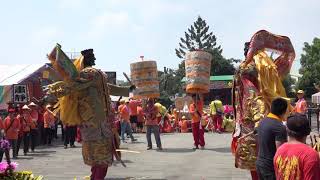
[83,57,96,67]
[81,49,96,67]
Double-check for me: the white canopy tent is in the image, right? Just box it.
[312,92,320,104]
[0,64,44,85]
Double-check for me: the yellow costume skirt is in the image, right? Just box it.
[82,138,113,167]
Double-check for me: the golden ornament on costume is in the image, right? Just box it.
[233,30,295,171]
[46,44,132,168]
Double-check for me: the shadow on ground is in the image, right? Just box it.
[28,153,53,157]
[107,178,167,180]
[130,141,145,144]
[112,159,134,167]
[15,156,34,160]
[33,150,56,154]
[157,148,195,153]
[160,133,175,136]
[206,147,231,153]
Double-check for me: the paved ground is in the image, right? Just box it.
[12,113,320,180]
[14,132,251,180]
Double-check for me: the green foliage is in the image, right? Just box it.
[158,69,183,107]
[0,171,43,180]
[298,37,320,97]
[175,16,221,58]
[117,80,131,86]
[209,49,238,75]
[175,16,238,78]
[282,75,296,97]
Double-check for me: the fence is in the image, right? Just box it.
[307,108,319,132]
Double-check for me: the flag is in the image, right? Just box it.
[48,44,78,81]
[0,85,12,110]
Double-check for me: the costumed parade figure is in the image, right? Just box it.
[45,44,133,180]
[232,30,295,179]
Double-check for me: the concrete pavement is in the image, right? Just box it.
[15,133,251,180]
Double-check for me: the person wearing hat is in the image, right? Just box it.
[43,104,56,146]
[28,102,39,122]
[3,108,21,159]
[28,107,38,152]
[28,102,44,145]
[16,105,33,156]
[274,113,320,179]
[293,90,307,114]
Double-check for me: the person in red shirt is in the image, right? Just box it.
[143,98,162,150]
[119,99,136,143]
[0,116,4,134]
[16,107,24,156]
[29,102,44,145]
[180,116,189,133]
[43,104,56,146]
[38,109,46,145]
[29,102,39,122]
[129,98,141,133]
[136,105,145,133]
[189,94,205,149]
[274,113,320,180]
[0,116,4,162]
[3,108,21,159]
[16,105,33,156]
[26,104,38,152]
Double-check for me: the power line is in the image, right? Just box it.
[0,64,32,84]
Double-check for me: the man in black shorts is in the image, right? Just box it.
[136,105,144,133]
[128,98,140,133]
[256,97,288,180]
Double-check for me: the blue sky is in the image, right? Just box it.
[0,0,319,80]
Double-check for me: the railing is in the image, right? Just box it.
[307,107,319,132]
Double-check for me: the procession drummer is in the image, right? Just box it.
[46,48,134,180]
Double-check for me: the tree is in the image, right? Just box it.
[175,16,237,77]
[175,16,222,58]
[158,68,185,107]
[298,37,320,97]
[282,75,296,98]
